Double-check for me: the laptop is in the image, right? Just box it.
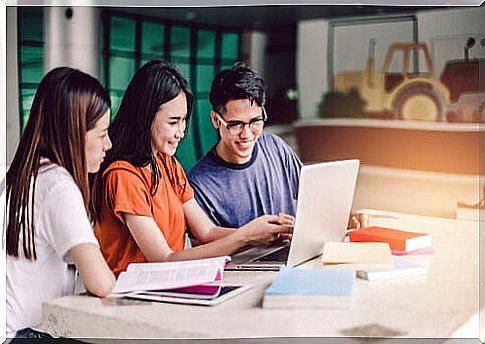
[225,159,360,271]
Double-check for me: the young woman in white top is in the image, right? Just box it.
[5,67,116,339]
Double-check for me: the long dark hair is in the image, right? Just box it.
[5,67,111,259]
[91,60,193,223]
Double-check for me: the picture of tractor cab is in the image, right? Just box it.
[332,39,450,121]
[440,37,484,123]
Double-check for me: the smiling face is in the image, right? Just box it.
[212,99,265,164]
[85,110,112,173]
[151,91,188,156]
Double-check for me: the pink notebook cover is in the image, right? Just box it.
[169,284,222,295]
[391,246,435,256]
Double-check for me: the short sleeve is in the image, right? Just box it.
[105,167,153,224]
[272,133,303,200]
[285,143,303,200]
[40,180,98,264]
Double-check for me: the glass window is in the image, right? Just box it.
[221,63,235,71]
[19,46,43,84]
[109,90,125,119]
[175,62,191,84]
[19,8,43,42]
[221,32,239,60]
[142,21,165,58]
[105,14,137,119]
[20,88,36,127]
[110,16,136,52]
[196,64,215,93]
[170,26,191,59]
[104,11,240,170]
[175,123,198,169]
[109,56,136,91]
[18,7,44,129]
[197,30,216,59]
[195,100,219,155]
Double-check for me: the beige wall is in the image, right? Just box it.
[241,30,267,82]
[296,19,328,119]
[417,7,485,77]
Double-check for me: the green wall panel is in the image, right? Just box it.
[175,121,198,169]
[110,16,135,52]
[109,56,136,91]
[17,9,241,165]
[142,21,165,56]
[196,100,219,156]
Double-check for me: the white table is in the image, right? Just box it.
[42,210,483,341]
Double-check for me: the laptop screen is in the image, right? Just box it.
[286,159,360,267]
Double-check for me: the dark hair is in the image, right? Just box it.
[91,60,193,223]
[209,62,266,115]
[5,67,111,259]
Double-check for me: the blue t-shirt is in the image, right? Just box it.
[187,132,302,228]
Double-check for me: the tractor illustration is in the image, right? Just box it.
[332,40,450,121]
[440,37,484,123]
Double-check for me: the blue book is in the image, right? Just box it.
[262,267,355,309]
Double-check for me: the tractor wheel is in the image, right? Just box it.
[392,83,446,121]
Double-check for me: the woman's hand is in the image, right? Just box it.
[240,213,294,246]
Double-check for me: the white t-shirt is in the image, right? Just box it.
[6,161,99,338]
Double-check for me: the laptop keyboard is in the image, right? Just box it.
[255,245,290,262]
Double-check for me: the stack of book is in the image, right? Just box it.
[348,226,433,256]
[345,226,431,280]
[262,267,355,309]
[356,257,428,281]
[320,242,393,270]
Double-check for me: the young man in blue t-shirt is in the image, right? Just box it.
[187,64,367,231]
[187,64,302,228]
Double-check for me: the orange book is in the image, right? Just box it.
[349,227,432,252]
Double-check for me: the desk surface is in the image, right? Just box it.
[42,210,482,340]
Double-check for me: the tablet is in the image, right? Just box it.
[124,284,252,306]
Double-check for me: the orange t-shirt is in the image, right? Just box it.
[94,153,194,277]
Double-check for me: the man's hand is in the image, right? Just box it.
[347,210,371,229]
[241,213,294,246]
[273,213,294,242]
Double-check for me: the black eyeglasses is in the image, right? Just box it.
[215,107,267,136]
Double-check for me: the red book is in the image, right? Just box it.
[349,227,432,252]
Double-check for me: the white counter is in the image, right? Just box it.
[41,210,482,341]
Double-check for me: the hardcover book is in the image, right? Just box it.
[262,267,355,309]
[349,226,432,252]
